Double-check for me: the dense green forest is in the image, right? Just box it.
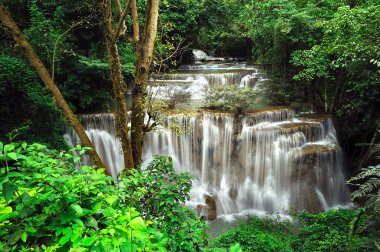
[0,0,379,251]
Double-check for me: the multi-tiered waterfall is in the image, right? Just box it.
[65,54,352,220]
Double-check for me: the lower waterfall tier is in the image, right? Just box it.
[64,108,352,218]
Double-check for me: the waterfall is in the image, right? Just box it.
[64,114,125,178]
[65,60,352,218]
[149,62,265,99]
[65,109,352,216]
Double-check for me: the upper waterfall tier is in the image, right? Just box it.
[148,61,268,99]
[64,108,352,217]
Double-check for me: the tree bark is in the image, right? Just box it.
[0,4,108,173]
[100,0,134,169]
[131,0,160,166]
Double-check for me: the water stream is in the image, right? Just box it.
[65,53,352,221]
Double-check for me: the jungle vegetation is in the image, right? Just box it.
[0,0,379,251]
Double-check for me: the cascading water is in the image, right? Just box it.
[148,61,267,99]
[65,58,352,220]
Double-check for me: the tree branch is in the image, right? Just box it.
[144,121,158,132]
[101,0,115,37]
[130,0,140,44]
[52,18,89,82]
[115,0,131,40]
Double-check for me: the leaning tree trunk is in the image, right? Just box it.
[130,0,160,166]
[100,0,134,169]
[0,4,107,173]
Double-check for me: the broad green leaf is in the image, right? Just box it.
[3,183,16,201]
[21,232,28,243]
[26,227,37,233]
[132,230,149,240]
[114,226,129,236]
[70,204,83,215]
[4,144,15,154]
[63,227,72,235]
[92,202,102,213]
[82,236,96,247]
[0,206,13,214]
[0,212,17,222]
[106,195,118,206]
[7,152,18,161]
[85,216,98,229]
[130,217,146,231]
[109,228,115,237]
[73,218,84,227]
[230,243,242,252]
[103,207,117,218]
[59,236,69,245]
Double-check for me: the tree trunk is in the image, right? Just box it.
[131,0,160,166]
[0,4,107,173]
[100,0,134,169]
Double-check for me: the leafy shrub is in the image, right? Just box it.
[211,216,296,252]
[0,142,167,251]
[164,90,192,109]
[118,156,207,251]
[211,209,376,252]
[203,86,260,114]
[294,209,374,252]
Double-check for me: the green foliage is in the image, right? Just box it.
[196,0,248,56]
[0,142,167,251]
[348,165,380,206]
[294,209,373,251]
[0,55,67,149]
[2,0,115,112]
[211,216,296,252]
[164,90,192,109]
[203,86,261,114]
[211,209,375,252]
[290,3,380,162]
[118,156,207,251]
[154,0,202,69]
[347,164,380,237]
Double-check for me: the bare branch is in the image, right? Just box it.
[115,0,131,40]
[52,18,89,82]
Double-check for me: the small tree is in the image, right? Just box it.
[164,90,192,109]
[203,85,261,114]
[100,0,160,168]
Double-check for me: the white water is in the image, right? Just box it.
[149,62,266,99]
[193,49,208,60]
[65,59,352,219]
[65,109,352,216]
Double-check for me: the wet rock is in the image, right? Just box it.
[291,152,322,213]
[205,195,217,221]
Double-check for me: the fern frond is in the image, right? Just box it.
[347,165,380,184]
